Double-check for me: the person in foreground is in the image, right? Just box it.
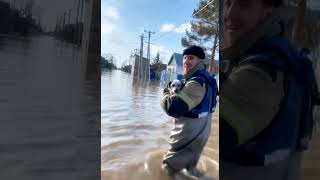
[220,0,319,180]
[160,45,218,178]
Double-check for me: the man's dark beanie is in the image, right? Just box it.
[183,45,206,59]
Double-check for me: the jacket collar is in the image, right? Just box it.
[183,62,206,80]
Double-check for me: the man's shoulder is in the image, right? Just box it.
[237,36,296,77]
[184,79,207,91]
[245,36,299,65]
[189,70,216,86]
[239,51,285,78]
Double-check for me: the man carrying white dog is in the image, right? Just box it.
[161,45,218,178]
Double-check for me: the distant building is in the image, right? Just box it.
[131,54,150,81]
[160,53,183,87]
[150,63,167,81]
[167,53,184,80]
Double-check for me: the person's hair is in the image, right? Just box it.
[263,0,282,7]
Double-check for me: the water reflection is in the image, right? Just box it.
[0,35,99,179]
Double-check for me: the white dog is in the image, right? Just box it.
[169,80,183,94]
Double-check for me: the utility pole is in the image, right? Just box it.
[144,30,155,81]
[76,0,80,24]
[68,9,72,25]
[134,48,139,56]
[63,11,67,29]
[76,0,81,44]
[78,0,84,45]
[55,16,59,33]
[59,15,63,32]
[138,33,144,81]
[80,0,84,23]
[144,30,155,62]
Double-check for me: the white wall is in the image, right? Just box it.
[176,66,182,75]
[167,65,176,74]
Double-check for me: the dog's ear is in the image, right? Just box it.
[168,81,172,87]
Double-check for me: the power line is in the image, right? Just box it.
[105,40,140,45]
[105,43,137,48]
[193,0,215,18]
[151,0,215,42]
[103,40,152,48]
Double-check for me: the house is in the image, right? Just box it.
[159,53,183,87]
[167,53,184,80]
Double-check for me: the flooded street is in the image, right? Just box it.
[101,70,219,180]
[0,35,100,179]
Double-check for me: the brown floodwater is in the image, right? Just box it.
[101,70,219,180]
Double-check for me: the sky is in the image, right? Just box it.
[102,0,200,67]
[101,0,320,67]
[3,0,319,67]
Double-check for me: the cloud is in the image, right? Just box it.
[150,44,173,62]
[151,44,166,55]
[175,23,191,33]
[102,6,120,19]
[101,5,120,34]
[160,24,175,32]
[160,23,191,33]
[101,22,116,34]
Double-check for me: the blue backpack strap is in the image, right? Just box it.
[194,70,218,109]
[239,52,287,71]
[189,75,206,87]
[184,70,218,118]
[194,70,218,89]
[245,36,316,151]
[248,36,303,79]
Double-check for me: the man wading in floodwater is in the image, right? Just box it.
[220,0,319,180]
[160,45,218,178]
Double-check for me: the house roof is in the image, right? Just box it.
[168,53,183,66]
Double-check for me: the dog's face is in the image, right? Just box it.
[170,80,182,93]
